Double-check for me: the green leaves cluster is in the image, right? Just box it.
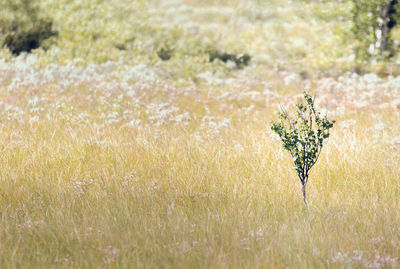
[271,92,335,203]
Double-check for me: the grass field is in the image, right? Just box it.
[0,0,400,268]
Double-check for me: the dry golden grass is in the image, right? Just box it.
[0,100,399,268]
[0,0,400,267]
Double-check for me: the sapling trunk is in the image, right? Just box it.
[302,183,307,205]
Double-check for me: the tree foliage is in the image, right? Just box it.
[0,0,57,55]
[351,0,400,61]
[271,92,335,204]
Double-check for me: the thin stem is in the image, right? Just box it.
[302,183,307,205]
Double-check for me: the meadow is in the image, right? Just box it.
[0,0,400,268]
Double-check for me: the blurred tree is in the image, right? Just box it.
[351,0,400,61]
[0,0,57,55]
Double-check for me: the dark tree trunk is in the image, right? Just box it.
[379,0,392,54]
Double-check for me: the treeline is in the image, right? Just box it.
[0,0,399,66]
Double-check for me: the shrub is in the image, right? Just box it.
[271,92,335,204]
[208,50,251,68]
[3,19,57,55]
[157,46,173,61]
[1,0,57,55]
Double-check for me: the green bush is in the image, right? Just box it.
[208,50,251,68]
[1,0,57,55]
[157,46,173,61]
[3,20,57,55]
